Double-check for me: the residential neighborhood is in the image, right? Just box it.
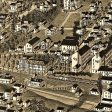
[0,0,112,112]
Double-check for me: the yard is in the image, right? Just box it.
[52,11,68,27]
[23,90,70,110]
[64,13,81,28]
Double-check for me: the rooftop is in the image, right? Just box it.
[28,37,40,45]
[79,45,90,55]
[61,36,78,46]
[100,46,112,58]
[98,66,112,72]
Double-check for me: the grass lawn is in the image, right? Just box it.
[70,73,99,81]
[86,95,100,103]
[10,71,31,83]
[64,13,80,28]
[38,88,77,98]
[52,12,68,27]
[70,108,89,112]
[23,90,70,110]
[51,30,73,42]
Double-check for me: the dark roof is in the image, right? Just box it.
[14,93,21,96]
[5,88,15,92]
[102,98,112,102]
[28,37,40,45]
[7,109,15,112]
[87,37,94,42]
[79,45,90,55]
[48,25,54,29]
[49,109,55,112]
[14,83,22,87]
[98,66,112,71]
[75,64,81,69]
[26,99,30,103]
[83,40,89,43]
[0,106,7,110]
[0,93,3,96]
[16,0,23,4]
[95,103,103,109]
[108,88,112,92]
[62,53,70,56]
[101,103,112,108]
[73,84,78,88]
[61,37,78,46]
[90,88,98,92]
[57,107,64,110]
[101,76,112,81]
[31,78,43,82]
[100,47,112,58]
[10,2,16,5]
[93,26,101,29]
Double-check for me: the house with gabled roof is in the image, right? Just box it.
[98,66,112,77]
[13,83,24,93]
[63,0,81,11]
[71,45,91,72]
[28,77,45,87]
[0,106,7,112]
[4,89,15,100]
[61,36,79,53]
[90,88,100,96]
[91,46,112,73]
[10,2,17,12]
[55,106,65,112]
[24,36,40,53]
[94,103,112,112]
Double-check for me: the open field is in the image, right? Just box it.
[23,90,90,112]
[52,12,68,27]
[64,13,80,28]
[23,90,70,110]
[36,88,100,103]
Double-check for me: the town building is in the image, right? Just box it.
[90,88,99,96]
[13,83,24,93]
[71,45,91,72]
[24,37,40,53]
[61,36,78,53]
[91,46,112,73]
[98,66,112,77]
[63,0,81,11]
[28,78,45,87]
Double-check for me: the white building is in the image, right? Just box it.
[15,22,22,32]
[10,2,17,12]
[91,53,101,73]
[91,47,112,73]
[90,88,99,96]
[98,66,112,77]
[102,88,112,100]
[28,78,45,87]
[55,107,64,112]
[4,89,14,100]
[13,83,24,93]
[0,75,14,84]
[24,37,40,53]
[61,36,78,53]
[70,84,78,93]
[63,0,80,11]
[71,45,91,72]
[94,103,112,112]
